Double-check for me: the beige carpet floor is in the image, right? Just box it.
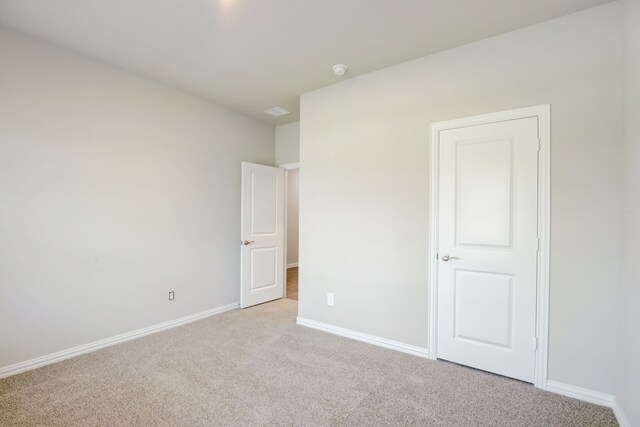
[1,299,617,426]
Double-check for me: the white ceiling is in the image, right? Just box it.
[0,0,612,125]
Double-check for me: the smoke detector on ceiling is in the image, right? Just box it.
[263,106,290,117]
[333,64,348,76]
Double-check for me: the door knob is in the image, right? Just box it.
[441,254,460,262]
[243,240,255,246]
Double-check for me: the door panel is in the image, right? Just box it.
[241,162,284,308]
[454,270,513,348]
[437,117,538,383]
[251,171,278,235]
[456,138,513,247]
[250,247,278,290]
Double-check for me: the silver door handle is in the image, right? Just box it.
[441,254,460,262]
[242,240,255,246]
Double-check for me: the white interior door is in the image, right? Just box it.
[436,117,539,383]
[241,162,285,308]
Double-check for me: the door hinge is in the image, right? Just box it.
[537,238,540,252]
[537,139,542,152]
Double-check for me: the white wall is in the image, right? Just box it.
[619,0,640,424]
[275,121,300,165]
[287,169,300,266]
[0,29,274,370]
[299,3,624,395]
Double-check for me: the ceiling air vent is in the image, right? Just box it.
[263,106,290,117]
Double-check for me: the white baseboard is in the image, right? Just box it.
[613,399,631,427]
[296,317,429,358]
[544,379,632,427]
[0,301,240,379]
[545,380,615,408]
[287,263,298,268]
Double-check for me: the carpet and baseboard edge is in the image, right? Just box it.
[545,380,616,408]
[545,380,631,426]
[296,317,430,358]
[544,378,634,427]
[297,317,629,426]
[612,400,631,427]
[3,308,630,427]
[0,301,240,379]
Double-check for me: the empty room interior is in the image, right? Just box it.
[1,0,639,425]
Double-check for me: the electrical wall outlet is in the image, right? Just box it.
[169,291,175,301]
[326,292,334,306]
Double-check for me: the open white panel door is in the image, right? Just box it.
[241,162,285,308]
[437,117,539,383]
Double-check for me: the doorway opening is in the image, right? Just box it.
[239,161,298,308]
[281,163,300,301]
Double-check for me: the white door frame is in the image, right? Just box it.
[279,162,300,298]
[428,105,550,389]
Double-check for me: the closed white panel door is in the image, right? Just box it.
[437,117,538,383]
[241,162,285,308]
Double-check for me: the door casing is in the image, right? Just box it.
[428,105,550,389]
